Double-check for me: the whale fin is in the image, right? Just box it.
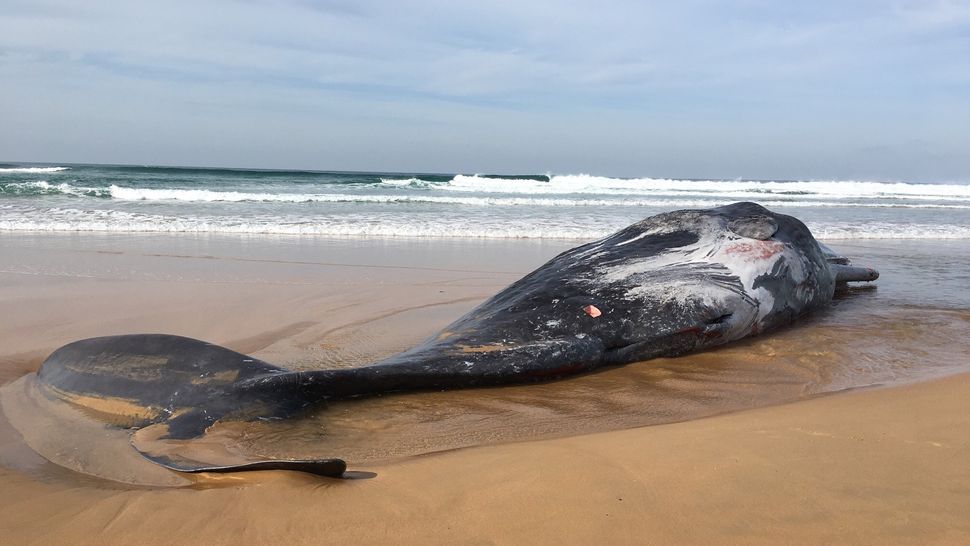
[830,264,880,283]
[816,243,879,283]
[817,242,851,265]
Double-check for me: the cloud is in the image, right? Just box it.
[1,0,968,179]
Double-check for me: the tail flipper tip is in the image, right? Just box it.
[141,453,349,478]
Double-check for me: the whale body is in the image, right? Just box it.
[33,202,879,477]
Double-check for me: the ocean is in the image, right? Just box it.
[2,163,970,239]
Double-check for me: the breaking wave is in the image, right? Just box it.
[3,181,970,209]
[0,166,70,173]
[433,174,970,201]
[3,164,969,240]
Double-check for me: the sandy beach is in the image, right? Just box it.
[2,232,969,544]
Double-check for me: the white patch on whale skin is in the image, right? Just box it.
[592,213,816,338]
[614,224,674,247]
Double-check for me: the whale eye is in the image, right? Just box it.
[728,216,778,240]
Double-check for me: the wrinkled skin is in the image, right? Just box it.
[33,202,878,476]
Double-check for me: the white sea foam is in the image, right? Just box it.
[6,176,970,207]
[378,177,438,188]
[0,184,941,209]
[108,185,620,205]
[811,223,970,240]
[0,208,597,238]
[4,169,970,240]
[2,206,970,240]
[108,185,309,202]
[0,166,70,173]
[434,174,970,201]
[0,180,103,197]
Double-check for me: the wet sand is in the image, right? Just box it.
[2,233,969,543]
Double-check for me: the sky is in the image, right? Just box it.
[1,0,968,181]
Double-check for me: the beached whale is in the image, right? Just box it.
[33,202,878,478]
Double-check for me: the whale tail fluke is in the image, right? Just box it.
[33,333,348,478]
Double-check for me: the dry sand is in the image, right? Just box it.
[1,233,968,544]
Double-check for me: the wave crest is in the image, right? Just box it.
[440,174,970,201]
[0,166,70,173]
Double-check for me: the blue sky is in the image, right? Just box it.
[1,0,968,180]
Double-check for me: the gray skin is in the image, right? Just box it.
[34,202,878,477]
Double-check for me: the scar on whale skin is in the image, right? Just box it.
[724,240,786,260]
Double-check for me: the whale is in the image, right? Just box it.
[31,202,878,478]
